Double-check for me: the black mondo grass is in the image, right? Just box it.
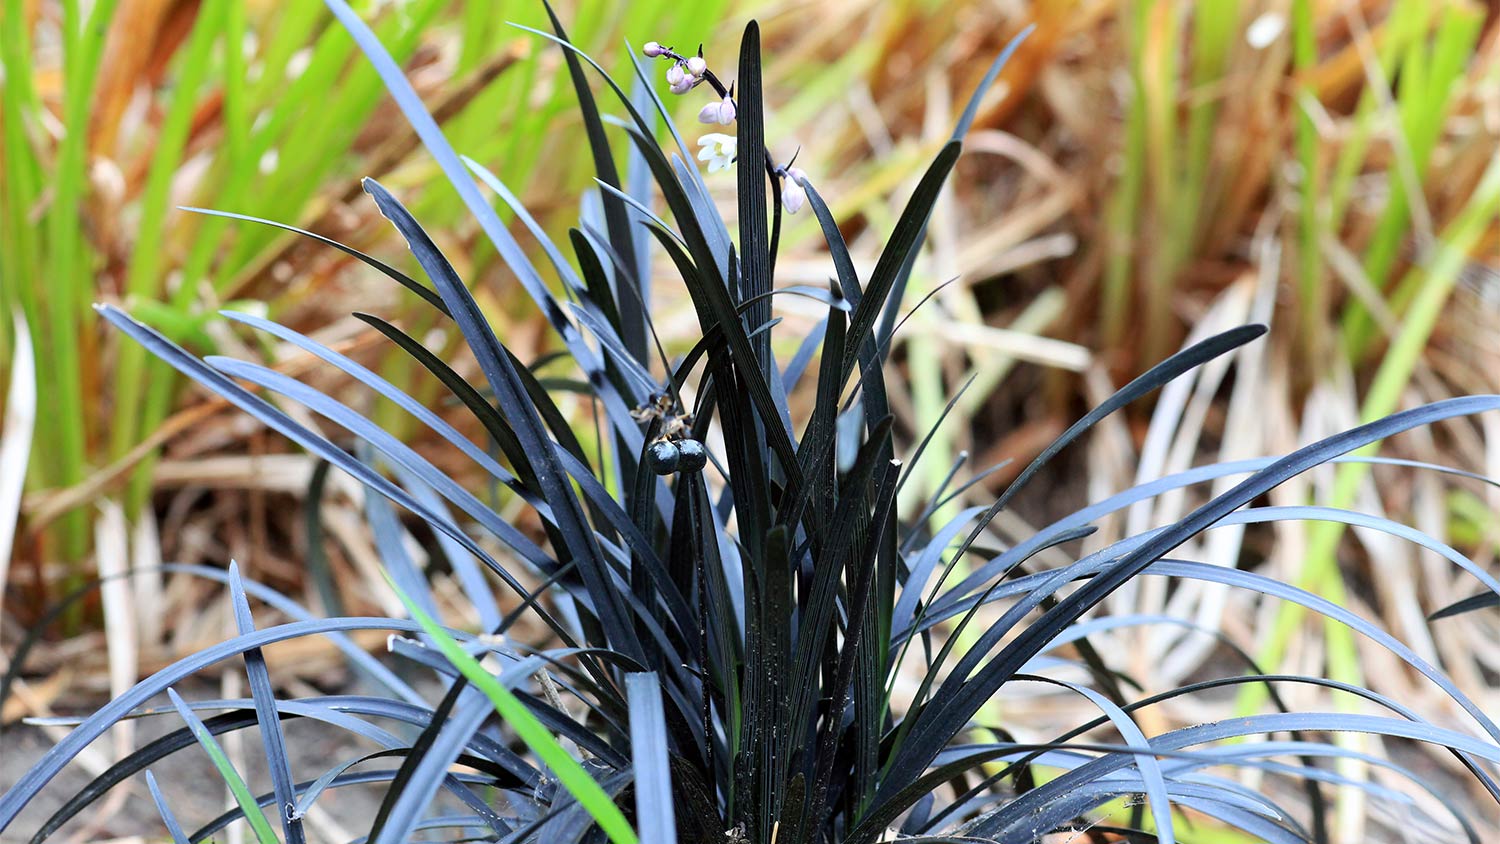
[6,3,1500,843]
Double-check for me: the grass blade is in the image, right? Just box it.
[390,578,639,844]
[0,312,34,602]
[165,688,279,844]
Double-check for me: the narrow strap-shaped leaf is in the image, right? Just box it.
[144,771,190,844]
[885,524,1098,758]
[951,25,1036,142]
[385,640,636,762]
[625,673,677,844]
[736,22,772,371]
[12,625,540,843]
[938,665,1342,838]
[0,616,441,832]
[670,153,733,278]
[0,562,419,741]
[891,505,988,629]
[934,452,1498,614]
[364,678,485,844]
[801,178,861,299]
[840,142,961,381]
[782,316,829,394]
[363,179,644,663]
[302,460,344,618]
[801,451,902,838]
[624,135,803,485]
[568,303,658,400]
[93,305,576,648]
[540,0,646,359]
[225,310,564,581]
[322,0,561,328]
[465,156,664,418]
[220,309,536,502]
[322,0,645,476]
[292,748,510,823]
[999,324,1267,513]
[1431,592,1497,620]
[624,75,657,302]
[391,579,639,844]
[347,814,509,844]
[982,711,1500,841]
[462,155,585,294]
[891,420,1500,801]
[34,692,529,844]
[206,356,557,572]
[895,373,977,497]
[388,464,502,632]
[800,174,899,507]
[873,26,1034,347]
[228,563,305,844]
[166,688,280,844]
[328,318,690,647]
[912,325,1268,646]
[899,452,973,554]
[501,23,797,478]
[1016,676,1176,844]
[353,312,676,543]
[189,772,497,844]
[784,418,895,778]
[783,302,846,537]
[180,206,448,315]
[516,26,728,282]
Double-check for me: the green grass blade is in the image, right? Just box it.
[1242,148,1500,716]
[389,578,639,844]
[110,0,233,519]
[165,688,280,844]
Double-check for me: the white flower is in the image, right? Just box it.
[696,133,738,173]
[643,41,664,58]
[781,166,808,214]
[686,56,707,77]
[698,94,736,125]
[1246,13,1284,49]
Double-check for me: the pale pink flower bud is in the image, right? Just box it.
[666,62,694,94]
[643,41,664,58]
[781,167,808,214]
[686,56,707,77]
[697,95,736,125]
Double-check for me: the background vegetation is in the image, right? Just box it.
[2,0,1499,839]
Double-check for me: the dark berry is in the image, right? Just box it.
[676,438,707,473]
[646,440,681,475]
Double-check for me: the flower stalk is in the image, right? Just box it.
[642,39,809,213]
